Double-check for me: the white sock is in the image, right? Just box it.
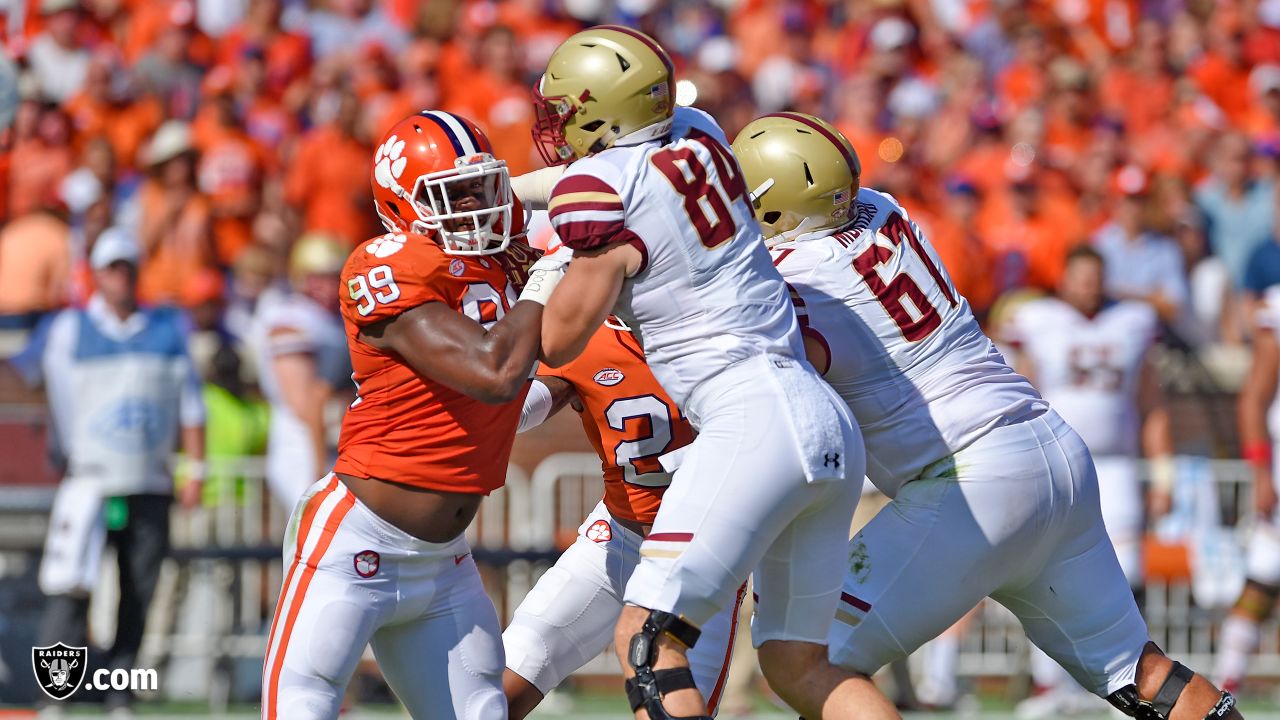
[917,634,960,706]
[1214,614,1260,686]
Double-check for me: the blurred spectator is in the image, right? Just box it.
[8,100,74,217]
[193,75,265,265]
[14,228,204,714]
[307,0,409,61]
[919,177,995,318]
[136,120,215,305]
[1093,165,1189,323]
[1194,131,1275,285]
[448,25,536,174]
[216,0,311,100]
[63,53,164,171]
[26,0,90,103]
[0,208,70,318]
[250,234,350,510]
[133,1,204,119]
[978,164,1080,292]
[284,89,374,245]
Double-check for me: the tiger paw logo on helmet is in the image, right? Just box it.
[373,135,408,191]
[366,233,406,258]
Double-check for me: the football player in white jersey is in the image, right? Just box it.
[732,112,1240,720]
[1214,283,1280,693]
[529,26,898,720]
[1007,246,1175,715]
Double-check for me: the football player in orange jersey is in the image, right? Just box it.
[502,317,746,719]
[261,111,567,720]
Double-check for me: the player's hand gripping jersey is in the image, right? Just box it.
[548,118,804,407]
[333,231,541,493]
[771,188,1047,495]
[1008,297,1158,456]
[541,323,696,524]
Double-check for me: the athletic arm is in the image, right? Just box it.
[518,375,577,432]
[540,242,641,367]
[1137,351,1175,516]
[359,299,543,404]
[271,350,330,474]
[1240,327,1279,518]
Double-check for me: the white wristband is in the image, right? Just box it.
[518,379,554,433]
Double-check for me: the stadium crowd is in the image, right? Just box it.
[2,0,1280,350]
[3,0,1280,712]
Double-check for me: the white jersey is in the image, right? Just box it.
[772,188,1046,495]
[1010,297,1157,457]
[548,114,801,407]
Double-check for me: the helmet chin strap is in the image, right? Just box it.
[764,216,825,248]
[613,117,675,147]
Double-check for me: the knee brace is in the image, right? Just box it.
[1105,662,1237,720]
[624,610,709,720]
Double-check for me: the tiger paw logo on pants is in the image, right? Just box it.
[32,643,87,700]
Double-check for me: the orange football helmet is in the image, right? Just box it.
[371,110,516,255]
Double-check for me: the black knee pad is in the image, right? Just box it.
[1106,662,1235,720]
[624,610,709,720]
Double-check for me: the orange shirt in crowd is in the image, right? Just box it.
[995,61,1046,112]
[217,29,311,98]
[63,93,163,168]
[0,213,71,314]
[335,234,541,494]
[913,209,995,314]
[196,125,265,264]
[540,323,696,526]
[1099,65,1174,134]
[136,181,215,304]
[1190,52,1252,125]
[447,73,536,175]
[284,125,372,246]
[8,139,73,217]
[977,190,1083,291]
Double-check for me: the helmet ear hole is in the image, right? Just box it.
[616,53,631,72]
[803,163,815,187]
[582,119,606,132]
[387,200,401,218]
[763,211,782,224]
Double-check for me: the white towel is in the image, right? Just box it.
[758,354,850,483]
[39,476,107,596]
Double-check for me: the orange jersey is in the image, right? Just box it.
[334,232,540,495]
[542,325,695,524]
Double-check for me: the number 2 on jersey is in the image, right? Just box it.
[348,265,402,316]
[650,130,750,249]
[852,212,957,342]
[606,394,676,486]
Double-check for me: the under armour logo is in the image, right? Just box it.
[824,453,840,468]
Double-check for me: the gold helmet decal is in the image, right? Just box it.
[732,112,862,244]
[532,25,676,165]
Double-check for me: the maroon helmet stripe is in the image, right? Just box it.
[598,24,674,78]
[763,112,859,177]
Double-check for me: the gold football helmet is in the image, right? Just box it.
[731,112,862,244]
[532,25,675,165]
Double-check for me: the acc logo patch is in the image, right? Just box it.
[354,550,380,578]
[585,519,612,543]
[449,258,465,276]
[32,643,87,701]
[593,368,625,386]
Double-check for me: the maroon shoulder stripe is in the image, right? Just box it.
[553,174,621,196]
[763,112,859,177]
[840,591,872,612]
[646,532,694,542]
